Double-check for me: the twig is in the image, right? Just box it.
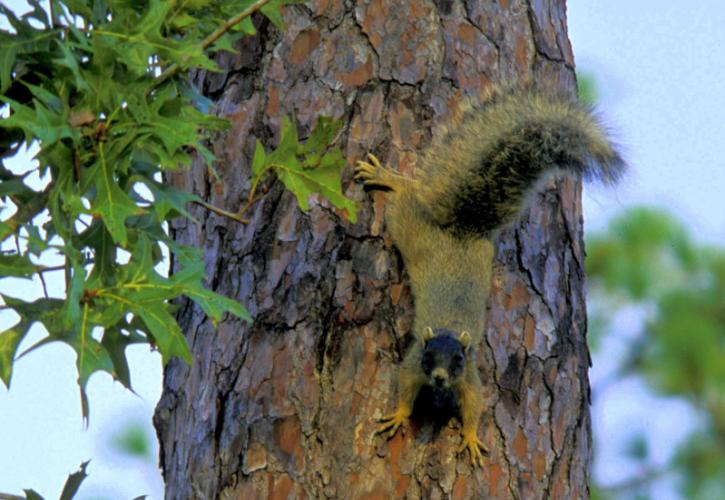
[38,264,69,273]
[155,0,274,86]
[199,0,274,50]
[192,199,249,225]
[0,493,26,500]
[237,183,270,218]
[38,271,49,298]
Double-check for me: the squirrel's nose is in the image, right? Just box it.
[434,375,446,387]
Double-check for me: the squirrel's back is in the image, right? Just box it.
[357,84,624,342]
[386,192,494,338]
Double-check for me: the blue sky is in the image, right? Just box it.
[573,0,725,245]
[1,0,724,498]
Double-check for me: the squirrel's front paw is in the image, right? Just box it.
[355,153,410,192]
[377,409,410,439]
[354,153,385,183]
[459,431,488,467]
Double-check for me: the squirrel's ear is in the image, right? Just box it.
[459,331,471,350]
[423,327,434,343]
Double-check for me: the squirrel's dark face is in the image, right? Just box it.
[420,328,469,389]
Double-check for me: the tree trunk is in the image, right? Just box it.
[154,0,590,498]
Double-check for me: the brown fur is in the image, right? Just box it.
[355,86,624,467]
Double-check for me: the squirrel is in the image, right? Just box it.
[354,85,624,467]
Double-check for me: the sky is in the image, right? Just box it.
[1,0,725,498]
[573,0,725,245]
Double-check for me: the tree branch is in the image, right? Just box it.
[0,493,26,500]
[155,0,274,86]
[192,199,250,225]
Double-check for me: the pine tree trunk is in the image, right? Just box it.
[154,0,591,498]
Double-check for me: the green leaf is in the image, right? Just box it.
[144,179,201,221]
[47,165,76,242]
[184,284,251,324]
[61,258,85,331]
[260,0,287,29]
[252,139,267,180]
[66,302,115,421]
[0,42,16,93]
[251,139,267,177]
[78,220,116,283]
[101,328,146,390]
[274,148,357,221]
[255,116,357,222]
[169,13,198,30]
[209,33,241,54]
[238,17,256,35]
[135,0,172,37]
[0,96,76,147]
[110,422,151,459]
[0,321,29,388]
[23,489,45,500]
[300,116,342,158]
[73,329,114,392]
[3,296,65,325]
[0,253,37,278]
[23,225,49,256]
[59,461,90,500]
[0,4,23,31]
[53,39,91,92]
[273,116,299,161]
[0,0,363,423]
[0,177,33,198]
[91,153,142,246]
[132,301,191,364]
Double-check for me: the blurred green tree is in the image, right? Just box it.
[586,207,725,499]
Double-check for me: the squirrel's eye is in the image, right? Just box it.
[452,354,464,366]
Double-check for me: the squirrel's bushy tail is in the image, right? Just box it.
[418,87,625,237]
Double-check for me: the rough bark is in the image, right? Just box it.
[154,0,590,498]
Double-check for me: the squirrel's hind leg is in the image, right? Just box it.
[354,153,414,192]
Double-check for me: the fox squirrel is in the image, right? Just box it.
[355,86,624,467]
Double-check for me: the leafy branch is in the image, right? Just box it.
[0,0,356,423]
[587,207,725,498]
[157,0,275,86]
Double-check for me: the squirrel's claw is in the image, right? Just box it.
[354,153,408,192]
[353,159,377,182]
[459,432,488,468]
[366,153,383,168]
[377,411,409,439]
[353,154,382,182]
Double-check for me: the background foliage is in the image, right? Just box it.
[587,207,725,499]
[0,0,354,431]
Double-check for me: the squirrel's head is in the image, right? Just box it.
[420,327,471,389]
